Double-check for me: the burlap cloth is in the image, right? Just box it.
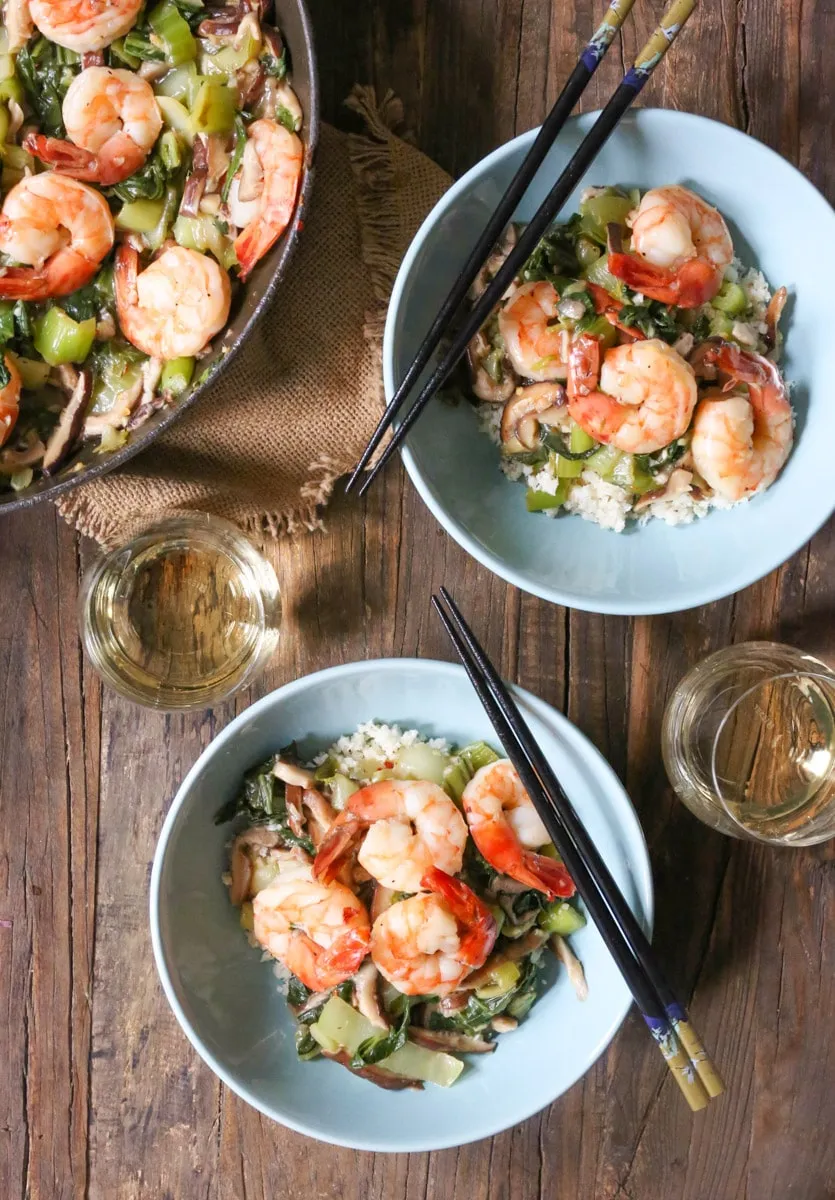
[56,88,453,545]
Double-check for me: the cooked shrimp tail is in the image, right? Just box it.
[607,185,733,309]
[23,68,162,187]
[312,814,364,885]
[231,119,303,281]
[252,863,371,992]
[370,869,497,996]
[462,760,576,899]
[421,867,498,968]
[568,336,697,455]
[0,174,114,300]
[606,244,721,309]
[691,340,793,501]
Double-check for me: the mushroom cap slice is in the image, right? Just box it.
[500,382,568,453]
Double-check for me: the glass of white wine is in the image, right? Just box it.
[662,642,835,845]
[79,513,281,710]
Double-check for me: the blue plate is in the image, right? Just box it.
[150,659,653,1151]
[384,109,835,614]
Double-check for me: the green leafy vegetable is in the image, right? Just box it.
[61,285,100,324]
[295,1028,322,1060]
[110,150,169,203]
[276,104,298,133]
[0,357,10,388]
[213,757,315,853]
[540,428,600,461]
[120,32,166,62]
[427,958,542,1037]
[287,975,311,1008]
[616,299,680,343]
[351,1002,411,1068]
[634,437,688,475]
[16,40,80,137]
[262,49,288,79]
[172,0,206,31]
[221,115,247,204]
[521,219,582,285]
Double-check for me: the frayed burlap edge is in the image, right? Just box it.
[58,86,407,546]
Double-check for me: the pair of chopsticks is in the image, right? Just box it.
[346,0,698,497]
[433,588,724,1113]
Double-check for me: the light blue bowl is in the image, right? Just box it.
[150,659,653,1151]
[384,110,835,614]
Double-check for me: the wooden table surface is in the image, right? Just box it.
[2,1,834,1197]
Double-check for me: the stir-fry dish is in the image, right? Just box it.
[468,185,792,532]
[220,722,588,1090]
[0,0,303,490]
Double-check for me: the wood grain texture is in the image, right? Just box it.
[0,0,834,1197]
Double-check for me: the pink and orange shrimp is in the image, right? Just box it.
[252,861,371,992]
[567,334,698,455]
[0,174,114,300]
[607,185,733,309]
[462,760,575,899]
[498,281,567,382]
[115,244,231,360]
[690,340,793,501]
[228,119,303,281]
[25,67,162,187]
[370,867,498,997]
[313,778,468,894]
[29,0,143,52]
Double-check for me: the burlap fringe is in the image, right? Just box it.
[248,87,405,539]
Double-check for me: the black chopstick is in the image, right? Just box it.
[352,0,698,498]
[344,0,638,493]
[432,588,724,1110]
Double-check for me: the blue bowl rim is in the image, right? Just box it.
[149,657,655,1151]
[384,108,835,615]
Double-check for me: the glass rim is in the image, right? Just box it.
[709,667,835,843]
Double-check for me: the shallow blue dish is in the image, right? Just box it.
[150,659,653,1151]
[384,109,835,614]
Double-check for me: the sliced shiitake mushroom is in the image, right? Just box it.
[42,368,91,474]
[500,382,568,453]
[467,329,516,403]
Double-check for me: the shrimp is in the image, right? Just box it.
[498,281,568,382]
[690,341,793,501]
[462,760,575,898]
[0,174,114,300]
[313,779,468,894]
[370,867,498,997]
[0,355,22,449]
[114,244,232,359]
[24,68,162,187]
[567,335,698,455]
[252,861,370,992]
[29,0,143,51]
[230,119,303,281]
[607,186,733,308]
